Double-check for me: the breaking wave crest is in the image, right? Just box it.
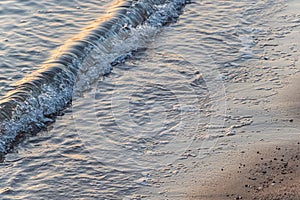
[0,0,188,157]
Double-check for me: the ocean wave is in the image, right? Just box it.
[0,0,188,159]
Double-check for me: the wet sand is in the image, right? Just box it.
[188,1,300,199]
[148,70,300,200]
[141,1,300,199]
[143,140,300,200]
[191,141,300,200]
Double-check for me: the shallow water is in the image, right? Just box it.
[1,0,299,199]
[0,0,110,94]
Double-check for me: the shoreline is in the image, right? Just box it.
[191,141,300,200]
[142,139,300,200]
[141,0,300,199]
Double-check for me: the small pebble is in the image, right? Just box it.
[258,186,263,190]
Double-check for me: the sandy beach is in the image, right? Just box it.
[0,0,299,199]
[142,139,300,200]
[189,141,300,200]
[140,1,300,199]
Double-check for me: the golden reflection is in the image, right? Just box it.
[8,0,128,91]
[49,0,128,62]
